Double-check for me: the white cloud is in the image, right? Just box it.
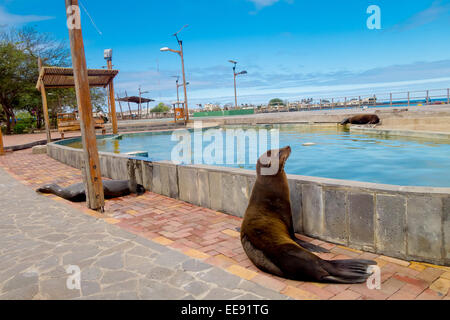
[248,0,281,8]
[392,0,450,31]
[114,59,450,106]
[0,6,54,26]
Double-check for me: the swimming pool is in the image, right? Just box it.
[65,124,450,187]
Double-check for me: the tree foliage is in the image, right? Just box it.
[151,102,170,113]
[0,27,106,134]
[268,98,285,106]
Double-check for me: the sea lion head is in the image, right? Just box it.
[340,118,350,125]
[256,146,291,177]
[36,183,60,194]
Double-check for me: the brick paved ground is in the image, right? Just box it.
[0,166,289,300]
[2,131,82,148]
[1,150,450,300]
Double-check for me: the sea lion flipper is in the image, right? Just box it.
[322,259,377,284]
[293,238,330,253]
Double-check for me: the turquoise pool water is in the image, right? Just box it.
[66,125,450,187]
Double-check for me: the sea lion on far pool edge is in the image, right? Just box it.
[37,180,145,202]
[240,146,377,283]
[340,114,380,125]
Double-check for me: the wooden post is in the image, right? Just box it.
[390,93,393,107]
[65,0,105,211]
[38,58,52,143]
[173,104,176,123]
[125,91,132,119]
[116,95,124,119]
[426,90,429,105]
[408,92,410,107]
[106,87,111,119]
[106,60,118,133]
[138,88,142,120]
[0,127,5,156]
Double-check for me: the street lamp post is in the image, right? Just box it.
[161,25,190,121]
[229,60,247,108]
[172,76,189,104]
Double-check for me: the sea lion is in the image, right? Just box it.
[340,114,380,125]
[37,180,145,202]
[241,146,376,283]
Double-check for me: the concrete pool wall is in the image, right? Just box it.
[47,141,450,266]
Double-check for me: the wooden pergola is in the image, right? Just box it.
[116,96,155,119]
[36,66,120,142]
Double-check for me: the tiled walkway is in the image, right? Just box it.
[0,166,288,300]
[1,150,449,300]
[2,131,82,148]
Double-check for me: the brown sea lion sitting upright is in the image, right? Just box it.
[340,114,380,125]
[241,146,376,283]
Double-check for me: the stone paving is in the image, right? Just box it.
[0,166,289,300]
[1,150,450,300]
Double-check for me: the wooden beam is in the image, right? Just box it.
[65,0,105,211]
[107,87,111,119]
[107,60,118,134]
[38,58,52,143]
[0,127,5,156]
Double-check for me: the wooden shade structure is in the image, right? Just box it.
[116,96,154,104]
[116,96,155,119]
[36,67,119,89]
[36,66,119,142]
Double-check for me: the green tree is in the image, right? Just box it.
[0,27,106,133]
[152,102,170,113]
[0,42,34,133]
[268,98,285,106]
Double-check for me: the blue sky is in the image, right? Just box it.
[1,0,450,107]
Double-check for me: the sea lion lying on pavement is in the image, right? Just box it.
[240,146,376,283]
[340,114,380,125]
[37,180,145,202]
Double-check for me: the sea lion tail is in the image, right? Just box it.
[322,259,377,284]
